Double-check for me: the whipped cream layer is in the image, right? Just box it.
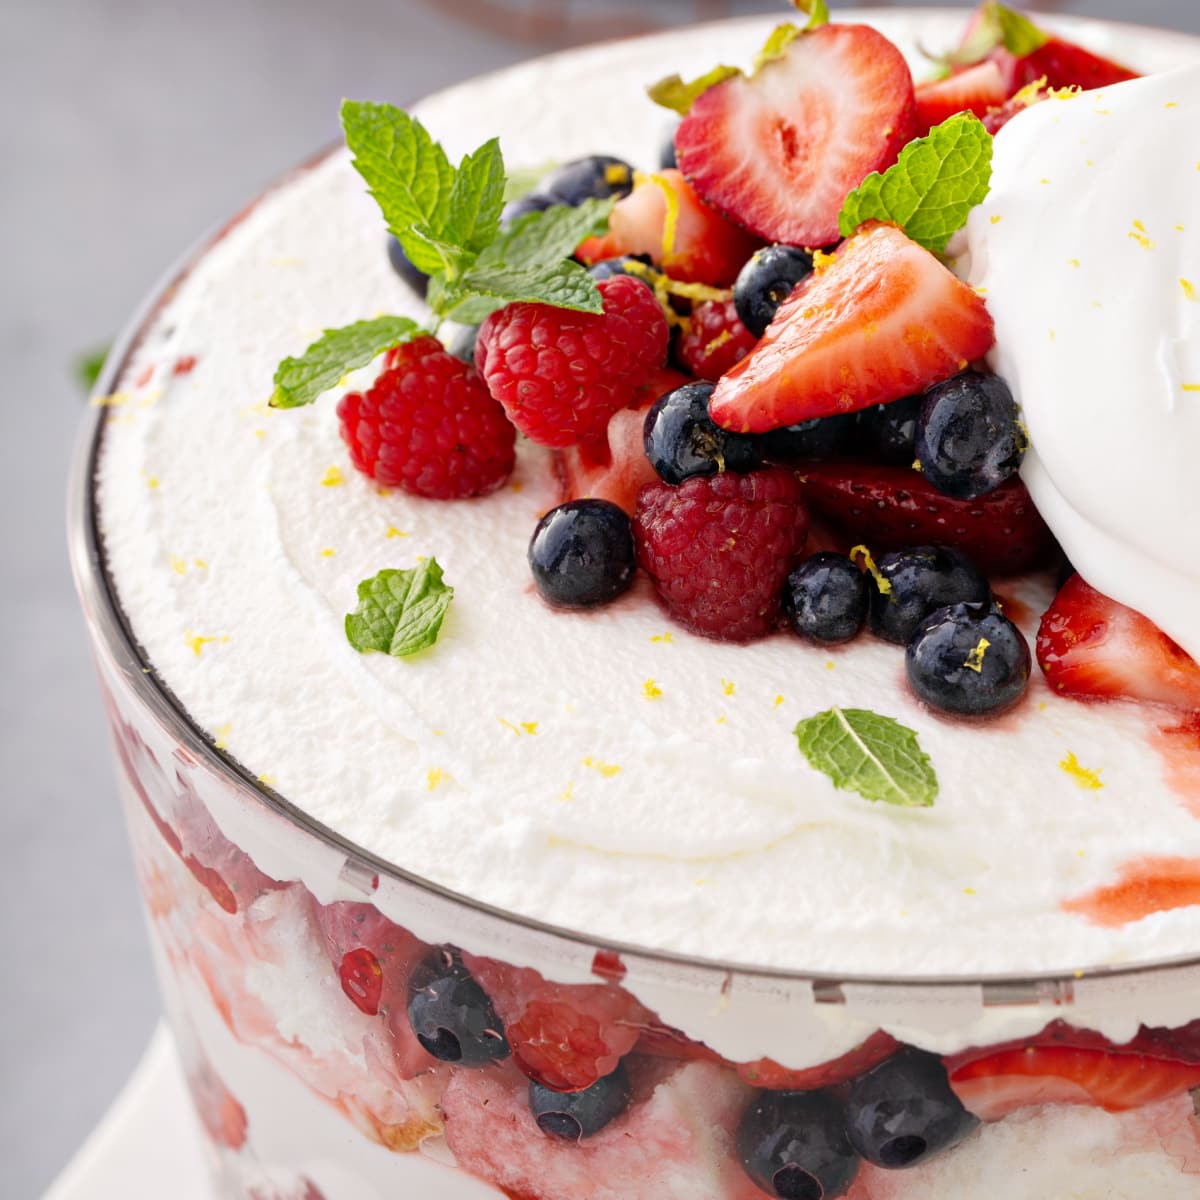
[966,66,1200,662]
[96,16,1200,979]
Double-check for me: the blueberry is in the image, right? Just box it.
[784,553,868,645]
[738,1090,860,1200]
[644,382,761,484]
[659,122,679,170]
[845,1048,979,1169]
[867,546,990,645]
[407,950,509,1066]
[501,191,557,226]
[386,236,429,297]
[906,602,1031,716]
[539,155,635,206]
[528,500,637,608]
[530,1061,632,1140]
[588,255,656,289]
[856,395,923,465]
[915,372,1026,499]
[443,323,480,363]
[733,245,815,338]
[758,413,858,463]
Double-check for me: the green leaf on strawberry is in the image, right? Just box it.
[345,558,454,658]
[271,316,422,408]
[794,706,938,808]
[647,65,741,116]
[649,2,828,116]
[838,112,993,253]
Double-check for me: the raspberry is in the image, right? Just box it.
[337,335,515,499]
[475,275,668,448]
[466,957,647,1093]
[634,468,809,641]
[676,298,758,382]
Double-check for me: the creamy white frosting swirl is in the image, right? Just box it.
[966,66,1200,661]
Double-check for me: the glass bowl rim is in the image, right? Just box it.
[67,6,1200,1004]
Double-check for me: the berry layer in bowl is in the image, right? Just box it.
[71,7,1200,1199]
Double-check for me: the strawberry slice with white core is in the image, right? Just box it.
[949,1046,1200,1122]
[914,60,1007,135]
[675,25,918,247]
[577,170,760,287]
[555,368,690,515]
[1036,575,1200,711]
[710,221,994,433]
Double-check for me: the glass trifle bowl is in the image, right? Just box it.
[70,8,1200,1199]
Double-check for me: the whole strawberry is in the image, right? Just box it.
[337,335,515,499]
[475,274,668,448]
[634,468,809,641]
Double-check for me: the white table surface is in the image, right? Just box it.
[4,2,1199,1197]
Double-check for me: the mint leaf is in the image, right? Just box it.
[345,559,454,658]
[271,316,421,408]
[439,260,601,324]
[795,707,938,808]
[341,102,454,272]
[75,343,110,393]
[475,198,613,274]
[444,137,506,256]
[647,64,741,115]
[838,113,993,253]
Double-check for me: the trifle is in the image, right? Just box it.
[70,4,1200,1198]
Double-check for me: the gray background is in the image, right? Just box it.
[3,1,1198,1196]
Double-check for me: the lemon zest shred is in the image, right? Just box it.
[1060,751,1103,790]
[963,638,990,674]
[582,756,621,778]
[851,545,891,595]
[1182,279,1197,302]
[643,678,663,701]
[321,465,344,487]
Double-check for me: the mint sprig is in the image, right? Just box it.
[345,559,454,658]
[795,707,938,808]
[272,102,613,407]
[838,113,993,253]
[272,316,421,409]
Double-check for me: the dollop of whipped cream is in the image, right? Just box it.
[966,66,1200,660]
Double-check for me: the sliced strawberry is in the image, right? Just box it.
[554,368,689,514]
[797,463,1055,576]
[577,169,759,287]
[635,1022,729,1066]
[949,1045,1200,1121]
[676,25,917,247]
[1037,575,1200,710]
[1008,37,1139,93]
[709,223,994,432]
[947,1018,1200,1076]
[737,1031,899,1091]
[914,61,1007,135]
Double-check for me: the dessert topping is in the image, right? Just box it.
[837,112,993,253]
[793,705,938,807]
[344,558,454,658]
